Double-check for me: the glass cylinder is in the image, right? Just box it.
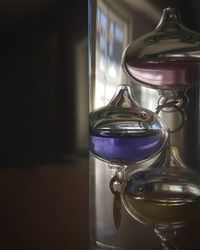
[88,1,200,249]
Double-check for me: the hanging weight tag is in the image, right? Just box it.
[110,174,124,229]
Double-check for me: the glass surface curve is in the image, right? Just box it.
[121,146,200,227]
[122,7,200,90]
[89,85,168,164]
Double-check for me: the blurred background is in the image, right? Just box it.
[0,0,88,166]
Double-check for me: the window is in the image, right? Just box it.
[94,0,129,109]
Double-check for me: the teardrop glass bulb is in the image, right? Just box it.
[122,145,200,227]
[89,85,167,164]
[122,7,200,90]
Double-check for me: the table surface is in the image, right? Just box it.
[1,158,200,250]
[0,158,89,250]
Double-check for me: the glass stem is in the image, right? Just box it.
[154,225,179,250]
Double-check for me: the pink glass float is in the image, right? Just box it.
[122,7,200,90]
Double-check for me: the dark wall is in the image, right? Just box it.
[0,1,87,165]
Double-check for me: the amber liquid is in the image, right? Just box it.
[124,182,200,226]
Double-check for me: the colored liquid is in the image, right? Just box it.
[125,57,200,90]
[89,130,165,163]
[123,181,200,226]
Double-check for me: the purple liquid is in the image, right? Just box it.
[125,57,200,90]
[89,131,165,163]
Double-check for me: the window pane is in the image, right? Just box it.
[100,10,108,31]
[115,25,124,43]
[109,21,114,37]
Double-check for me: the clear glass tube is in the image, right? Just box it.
[88,1,200,249]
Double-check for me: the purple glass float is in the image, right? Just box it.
[89,85,167,164]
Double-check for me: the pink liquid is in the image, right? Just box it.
[125,57,200,90]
